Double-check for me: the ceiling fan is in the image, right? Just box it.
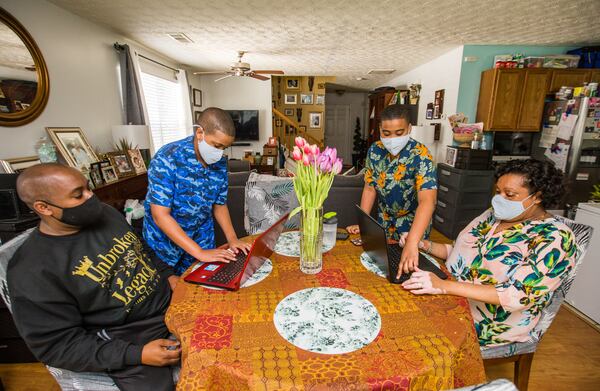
[193,51,284,82]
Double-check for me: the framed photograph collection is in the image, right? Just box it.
[46,127,97,171]
[285,94,297,105]
[107,151,135,179]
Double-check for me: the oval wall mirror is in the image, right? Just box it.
[0,7,50,127]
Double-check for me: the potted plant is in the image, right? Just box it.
[351,117,367,169]
[590,184,600,202]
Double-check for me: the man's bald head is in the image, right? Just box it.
[197,107,236,137]
[17,163,84,207]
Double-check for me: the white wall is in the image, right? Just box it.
[0,0,179,159]
[190,74,273,160]
[381,46,464,162]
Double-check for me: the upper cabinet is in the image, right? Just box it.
[477,68,599,132]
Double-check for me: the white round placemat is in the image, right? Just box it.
[274,231,335,257]
[360,251,442,277]
[273,287,381,354]
[190,259,273,290]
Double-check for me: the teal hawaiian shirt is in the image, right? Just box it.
[364,138,437,240]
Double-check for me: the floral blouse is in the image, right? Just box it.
[445,210,577,346]
[364,138,437,240]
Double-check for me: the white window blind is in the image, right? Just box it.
[140,71,187,151]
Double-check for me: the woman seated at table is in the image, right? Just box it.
[401,159,578,346]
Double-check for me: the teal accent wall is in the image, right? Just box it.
[456,45,578,122]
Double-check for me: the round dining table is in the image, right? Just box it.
[165,233,486,390]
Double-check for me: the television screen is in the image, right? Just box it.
[226,110,259,141]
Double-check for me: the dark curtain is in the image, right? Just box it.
[116,43,146,125]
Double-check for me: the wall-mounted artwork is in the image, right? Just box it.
[309,112,322,128]
[316,94,325,105]
[300,94,313,105]
[433,89,445,119]
[285,94,297,104]
[287,78,299,89]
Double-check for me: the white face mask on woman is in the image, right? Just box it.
[381,134,410,156]
[491,193,535,221]
[197,137,223,165]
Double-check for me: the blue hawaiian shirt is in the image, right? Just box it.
[143,136,228,275]
[364,138,437,240]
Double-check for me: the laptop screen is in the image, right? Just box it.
[355,205,390,275]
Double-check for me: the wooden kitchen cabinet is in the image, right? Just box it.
[590,70,600,83]
[517,69,552,130]
[549,69,592,92]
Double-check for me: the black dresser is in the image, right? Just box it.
[433,163,495,240]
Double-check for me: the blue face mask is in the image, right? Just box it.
[491,193,535,221]
[381,134,410,156]
[198,137,223,165]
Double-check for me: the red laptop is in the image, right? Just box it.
[184,213,289,291]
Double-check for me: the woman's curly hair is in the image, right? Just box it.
[495,158,565,209]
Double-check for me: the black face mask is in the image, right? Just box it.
[41,194,104,227]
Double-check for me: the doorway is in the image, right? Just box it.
[325,104,351,163]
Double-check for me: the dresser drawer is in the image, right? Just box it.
[436,199,487,222]
[437,163,494,192]
[433,213,473,240]
[437,184,491,209]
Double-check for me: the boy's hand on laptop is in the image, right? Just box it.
[401,267,447,295]
[398,233,425,249]
[346,225,360,234]
[228,239,251,255]
[196,248,237,263]
[141,339,181,366]
[398,241,419,276]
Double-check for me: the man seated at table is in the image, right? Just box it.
[8,164,180,391]
[144,107,251,275]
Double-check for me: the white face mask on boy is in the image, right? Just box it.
[381,134,410,156]
[197,136,223,165]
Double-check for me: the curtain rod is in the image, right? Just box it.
[114,42,179,73]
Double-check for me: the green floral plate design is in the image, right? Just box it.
[360,251,442,278]
[273,287,381,354]
[274,231,334,258]
[190,259,273,290]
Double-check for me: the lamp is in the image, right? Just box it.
[112,125,151,163]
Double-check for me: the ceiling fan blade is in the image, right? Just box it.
[253,70,284,75]
[214,74,234,82]
[193,71,228,75]
[249,73,269,81]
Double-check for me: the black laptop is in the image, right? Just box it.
[355,204,448,284]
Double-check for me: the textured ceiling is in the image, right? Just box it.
[49,0,600,88]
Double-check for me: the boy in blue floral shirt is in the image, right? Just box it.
[143,108,251,275]
[347,105,437,275]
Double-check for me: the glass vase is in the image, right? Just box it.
[300,207,323,274]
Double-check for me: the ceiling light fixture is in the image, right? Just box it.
[367,69,395,75]
[355,77,368,81]
[167,32,193,44]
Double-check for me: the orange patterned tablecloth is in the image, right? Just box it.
[166,236,486,390]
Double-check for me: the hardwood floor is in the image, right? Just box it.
[1,230,599,390]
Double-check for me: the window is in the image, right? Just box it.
[140,71,187,151]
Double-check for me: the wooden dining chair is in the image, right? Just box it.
[480,215,593,391]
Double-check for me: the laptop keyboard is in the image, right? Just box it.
[387,244,410,283]
[206,252,247,284]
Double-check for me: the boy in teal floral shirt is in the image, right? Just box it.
[347,105,437,275]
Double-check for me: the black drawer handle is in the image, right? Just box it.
[441,170,451,176]
[435,215,445,223]
[438,201,447,208]
[439,185,449,192]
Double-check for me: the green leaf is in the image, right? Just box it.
[543,248,561,269]
[485,245,510,260]
[495,306,510,323]
[547,260,570,278]
[523,272,542,285]
[486,237,499,251]
[503,231,529,244]
[288,206,302,219]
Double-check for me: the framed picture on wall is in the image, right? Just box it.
[309,112,322,128]
[316,94,325,105]
[194,110,202,123]
[433,89,444,119]
[300,94,313,105]
[193,89,202,107]
[284,108,293,116]
[299,125,307,133]
[46,127,98,172]
[286,78,299,89]
[317,83,325,90]
[285,94,297,105]
[425,103,434,120]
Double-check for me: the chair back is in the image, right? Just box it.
[530,215,594,341]
[0,229,35,313]
[228,159,251,173]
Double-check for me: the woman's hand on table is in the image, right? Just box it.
[196,248,237,263]
[346,225,360,234]
[228,239,251,255]
[401,267,447,295]
[167,275,179,291]
[141,339,181,367]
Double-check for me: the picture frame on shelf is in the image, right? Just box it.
[4,156,41,173]
[267,137,278,146]
[300,94,313,105]
[193,88,202,107]
[106,151,135,178]
[286,78,299,89]
[285,94,297,105]
[0,159,14,173]
[83,171,94,190]
[284,108,293,116]
[309,112,322,128]
[316,94,325,105]
[127,149,147,174]
[46,127,98,171]
[101,166,119,184]
[89,163,104,187]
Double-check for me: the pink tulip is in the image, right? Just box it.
[317,154,332,173]
[329,148,337,163]
[295,137,306,149]
[302,154,310,166]
[310,144,319,156]
[292,146,302,161]
[303,145,312,155]
[332,159,343,175]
